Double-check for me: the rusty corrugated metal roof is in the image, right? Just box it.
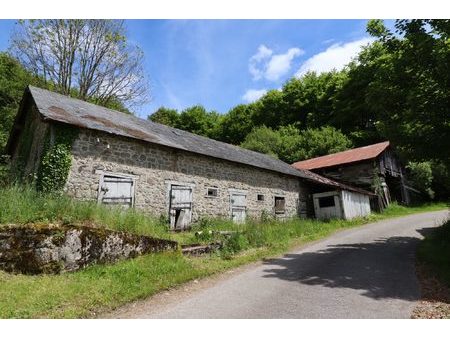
[292,141,390,170]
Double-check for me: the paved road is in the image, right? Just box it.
[111,210,448,319]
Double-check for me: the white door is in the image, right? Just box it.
[99,175,134,208]
[230,193,246,223]
[170,185,193,230]
[313,194,342,220]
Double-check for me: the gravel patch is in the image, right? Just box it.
[412,263,450,319]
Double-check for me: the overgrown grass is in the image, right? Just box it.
[0,252,202,318]
[0,185,447,318]
[417,219,450,286]
[172,201,449,249]
[0,185,169,239]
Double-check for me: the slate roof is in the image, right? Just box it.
[292,141,390,170]
[22,86,314,180]
[10,86,372,195]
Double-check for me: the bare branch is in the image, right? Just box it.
[9,19,149,111]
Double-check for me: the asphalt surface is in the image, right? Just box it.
[110,210,448,319]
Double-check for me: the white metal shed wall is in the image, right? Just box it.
[340,190,371,219]
[313,190,371,220]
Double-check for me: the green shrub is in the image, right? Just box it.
[195,230,214,242]
[220,232,249,258]
[407,161,434,199]
[195,217,217,229]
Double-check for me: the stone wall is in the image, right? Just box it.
[11,104,49,180]
[0,224,178,274]
[66,128,309,222]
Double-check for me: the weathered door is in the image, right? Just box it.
[313,193,342,220]
[230,193,246,223]
[99,175,134,208]
[170,185,193,230]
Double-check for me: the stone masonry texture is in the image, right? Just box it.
[0,224,178,274]
[66,128,309,223]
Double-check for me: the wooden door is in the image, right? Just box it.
[99,175,134,208]
[170,185,193,230]
[230,193,246,223]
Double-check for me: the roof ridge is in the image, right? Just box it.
[26,86,315,180]
[28,86,301,171]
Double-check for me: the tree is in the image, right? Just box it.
[217,104,255,144]
[430,161,450,201]
[148,107,180,127]
[363,19,450,167]
[0,52,44,153]
[283,71,347,129]
[240,126,281,159]
[406,161,434,199]
[177,105,222,138]
[240,125,352,164]
[251,89,286,129]
[332,46,385,147]
[10,20,148,110]
[295,126,352,162]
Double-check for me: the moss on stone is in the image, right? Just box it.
[0,223,178,275]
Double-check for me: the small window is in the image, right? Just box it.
[206,187,218,197]
[274,196,286,214]
[257,194,265,201]
[318,196,335,208]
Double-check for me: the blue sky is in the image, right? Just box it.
[0,19,393,118]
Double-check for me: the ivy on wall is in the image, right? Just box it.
[36,124,78,193]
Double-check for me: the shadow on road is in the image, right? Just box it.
[262,227,436,301]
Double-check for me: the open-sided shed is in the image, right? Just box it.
[300,170,374,220]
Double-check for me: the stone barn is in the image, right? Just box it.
[292,142,410,210]
[6,86,366,228]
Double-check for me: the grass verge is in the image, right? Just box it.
[0,185,448,318]
[417,219,450,286]
[413,219,450,318]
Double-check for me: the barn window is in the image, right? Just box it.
[274,196,286,214]
[318,196,335,208]
[206,187,218,197]
[257,194,265,201]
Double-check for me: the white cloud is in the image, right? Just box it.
[251,45,273,62]
[249,45,304,82]
[249,45,273,80]
[265,48,303,81]
[242,89,267,103]
[295,37,375,78]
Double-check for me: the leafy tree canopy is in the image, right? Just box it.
[0,52,45,153]
[148,107,180,127]
[241,125,352,164]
